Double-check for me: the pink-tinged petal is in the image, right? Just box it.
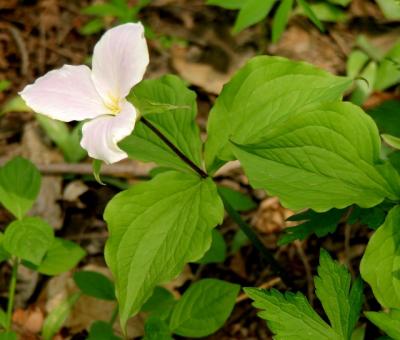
[80,101,137,164]
[19,65,106,122]
[91,23,149,101]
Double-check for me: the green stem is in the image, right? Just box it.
[6,258,19,331]
[220,193,289,284]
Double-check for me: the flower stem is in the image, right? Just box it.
[140,117,208,179]
[220,193,290,284]
[6,258,19,331]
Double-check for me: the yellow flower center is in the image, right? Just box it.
[104,94,121,115]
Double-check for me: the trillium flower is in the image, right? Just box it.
[20,23,149,164]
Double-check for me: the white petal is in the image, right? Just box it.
[19,65,106,122]
[91,23,149,101]
[80,101,137,164]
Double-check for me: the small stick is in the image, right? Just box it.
[236,277,281,303]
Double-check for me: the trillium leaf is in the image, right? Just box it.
[4,217,54,265]
[360,205,400,309]
[0,157,41,219]
[365,309,400,339]
[233,102,400,211]
[122,75,203,173]
[205,56,351,174]
[169,279,240,337]
[104,171,224,328]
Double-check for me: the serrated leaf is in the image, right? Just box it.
[232,0,275,33]
[35,238,86,276]
[4,217,54,265]
[196,229,226,264]
[348,204,387,230]
[233,101,400,212]
[314,250,363,339]
[73,271,115,301]
[205,56,351,174]
[0,157,41,219]
[141,286,176,319]
[272,0,293,42]
[87,321,121,340]
[144,316,173,340]
[217,186,256,211]
[104,171,224,327]
[169,279,240,337]
[42,292,81,340]
[122,75,203,173]
[365,309,400,339]
[360,205,400,308]
[245,288,337,339]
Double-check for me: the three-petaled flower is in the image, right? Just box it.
[20,23,149,164]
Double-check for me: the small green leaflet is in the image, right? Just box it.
[233,0,275,34]
[73,271,115,301]
[196,229,226,264]
[87,321,121,340]
[104,171,224,328]
[4,217,54,265]
[144,316,173,340]
[217,186,256,212]
[365,309,400,339]
[0,157,41,219]
[141,286,176,320]
[375,41,400,91]
[121,75,203,174]
[246,249,363,340]
[205,56,351,174]
[360,205,400,309]
[382,134,400,150]
[169,279,240,337]
[233,101,400,212]
[272,0,293,43]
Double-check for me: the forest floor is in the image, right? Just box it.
[0,0,399,339]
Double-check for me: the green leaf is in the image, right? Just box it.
[360,205,400,308]
[217,186,256,211]
[0,309,7,329]
[0,156,41,219]
[231,229,249,252]
[233,101,400,211]
[297,0,324,31]
[104,171,224,327]
[346,50,369,79]
[122,75,203,173]
[196,229,226,264]
[42,292,81,340]
[1,95,32,115]
[272,0,293,42]
[245,288,337,339]
[87,321,121,340]
[382,134,400,150]
[350,61,377,105]
[206,0,245,10]
[348,204,387,230]
[301,2,347,22]
[82,3,124,17]
[79,18,104,35]
[204,56,351,174]
[376,0,400,20]
[367,100,400,137]
[0,80,11,92]
[92,159,105,185]
[0,233,10,263]
[4,217,54,265]
[375,42,400,90]
[314,250,363,339]
[327,0,351,6]
[36,238,86,275]
[0,332,17,340]
[144,316,173,340]
[141,286,176,319]
[73,271,115,301]
[232,0,275,33]
[365,309,400,339]
[36,115,86,163]
[169,279,240,337]
[279,209,344,245]
[351,326,366,340]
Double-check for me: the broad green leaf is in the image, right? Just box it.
[0,332,16,340]
[196,229,226,264]
[206,0,245,9]
[233,0,275,33]
[301,3,347,22]
[233,102,400,211]
[360,205,400,308]
[4,217,54,265]
[217,186,256,211]
[144,316,173,340]
[367,100,400,137]
[272,0,293,42]
[73,271,115,301]
[204,56,351,174]
[122,75,203,173]
[36,238,86,276]
[42,292,81,340]
[376,0,400,20]
[87,321,121,340]
[0,157,41,219]
[375,42,400,90]
[279,209,344,245]
[365,309,400,339]
[245,288,338,339]
[350,61,377,105]
[315,250,363,339]
[346,50,369,79]
[104,171,224,327]
[36,114,86,163]
[297,0,324,31]
[382,134,400,150]
[169,279,240,337]
[141,286,176,319]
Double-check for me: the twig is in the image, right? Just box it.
[294,240,314,306]
[7,25,29,75]
[236,277,281,303]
